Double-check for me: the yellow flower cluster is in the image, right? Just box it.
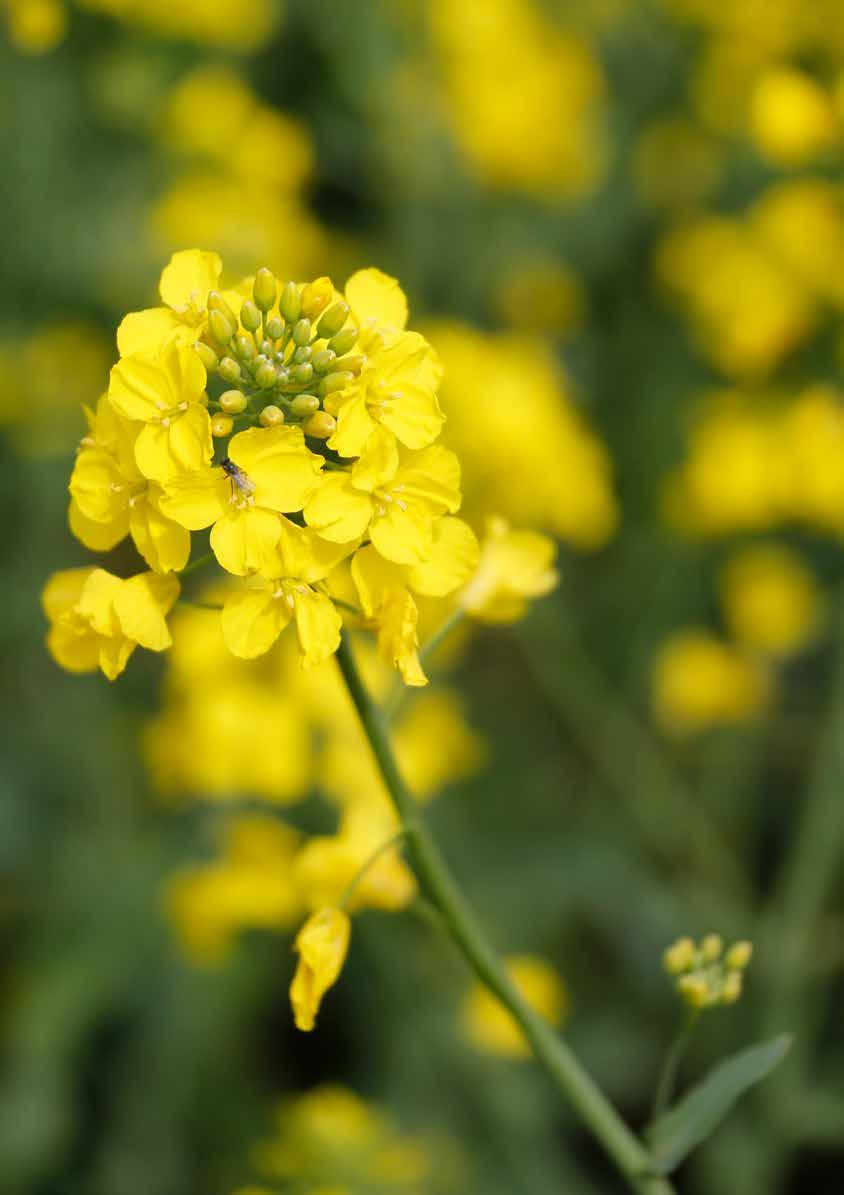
[238,1085,439,1195]
[45,251,485,685]
[151,68,323,282]
[663,386,844,538]
[425,0,607,199]
[425,322,618,548]
[663,933,753,1010]
[78,0,280,51]
[2,0,66,53]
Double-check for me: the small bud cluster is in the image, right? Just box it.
[663,934,753,1010]
[199,269,362,442]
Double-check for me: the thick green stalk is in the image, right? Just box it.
[336,635,674,1195]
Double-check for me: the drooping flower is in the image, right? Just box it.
[43,567,180,681]
[459,516,558,623]
[289,907,351,1032]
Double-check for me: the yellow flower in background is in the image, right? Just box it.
[492,259,586,336]
[77,0,280,52]
[3,0,66,54]
[252,1086,433,1192]
[719,544,822,658]
[425,321,618,547]
[293,808,416,913]
[166,816,303,964]
[220,520,353,665]
[462,955,567,1058]
[460,517,558,624]
[290,908,351,1032]
[161,426,324,576]
[116,249,223,357]
[652,629,770,735]
[750,180,844,310]
[749,67,839,166]
[43,567,179,681]
[108,340,211,482]
[428,0,607,199]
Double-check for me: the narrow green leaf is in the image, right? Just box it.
[648,1035,792,1174]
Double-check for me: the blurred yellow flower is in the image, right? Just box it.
[3,0,66,53]
[652,629,770,735]
[460,517,558,624]
[492,260,586,336]
[719,544,822,657]
[462,954,567,1058]
[749,67,839,166]
[77,0,280,51]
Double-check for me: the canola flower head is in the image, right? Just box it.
[47,253,562,687]
[289,908,351,1032]
[652,628,770,735]
[719,543,822,658]
[462,954,567,1058]
[664,933,753,1011]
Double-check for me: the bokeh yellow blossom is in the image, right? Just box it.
[462,955,567,1058]
[652,629,770,735]
[719,544,822,657]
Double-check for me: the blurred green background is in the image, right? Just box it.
[2,0,844,1192]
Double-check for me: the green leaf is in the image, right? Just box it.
[647,1035,792,1174]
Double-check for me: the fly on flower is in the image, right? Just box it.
[221,456,257,503]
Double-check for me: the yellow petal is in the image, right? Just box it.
[98,636,135,681]
[327,387,377,458]
[345,267,408,332]
[69,499,129,553]
[211,507,282,576]
[394,445,461,513]
[404,517,479,596]
[69,447,128,523]
[350,544,404,617]
[159,466,229,530]
[379,382,445,450]
[116,308,185,357]
[78,569,124,637]
[134,405,213,483]
[221,586,290,658]
[349,424,399,492]
[304,474,373,543]
[369,502,432,565]
[46,619,101,675]
[292,589,342,668]
[379,590,427,686]
[42,568,95,623]
[228,425,324,512]
[159,249,222,310]
[274,516,358,583]
[113,573,180,651]
[289,908,351,1032]
[129,494,192,573]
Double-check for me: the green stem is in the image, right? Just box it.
[335,634,674,1195]
[651,1012,698,1123]
[338,829,408,911]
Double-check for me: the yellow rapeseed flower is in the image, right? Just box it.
[719,544,822,657]
[652,629,770,735]
[462,955,567,1058]
[460,517,558,623]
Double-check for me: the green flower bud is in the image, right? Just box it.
[258,339,273,356]
[194,341,219,372]
[292,318,312,347]
[293,345,312,364]
[700,934,723,964]
[211,413,234,438]
[312,349,336,373]
[259,404,285,427]
[319,370,354,396]
[328,326,359,356]
[279,281,301,324]
[333,354,365,375]
[207,291,238,325]
[253,267,277,313]
[240,299,262,333]
[235,333,256,360]
[219,389,247,415]
[303,411,336,439]
[209,308,234,345]
[290,394,320,418]
[300,277,333,319]
[317,301,350,339]
[275,366,290,385]
[725,941,753,970]
[255,360,278,389]
[293,362,314,385]
[219,357,243,385]
[266,316,285,341]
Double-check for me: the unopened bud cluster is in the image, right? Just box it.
[198,268,365,441]
[663,934,753,1010]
